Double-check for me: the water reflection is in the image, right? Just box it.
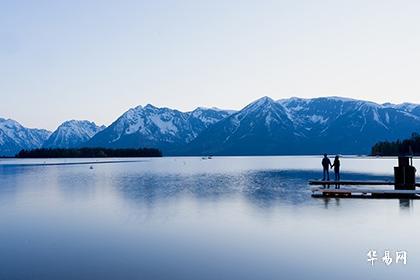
[321,197,343,209]
[399,199,412,209]
[2,157,420,280]
[112,169,395,209]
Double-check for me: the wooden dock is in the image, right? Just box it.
[311,186,420,199]
[309,180,420,199]
[309,180,420,187]
[309,156,420,199]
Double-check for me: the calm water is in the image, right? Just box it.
[1,156,419,280]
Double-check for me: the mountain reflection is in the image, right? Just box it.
[112,169,393,209]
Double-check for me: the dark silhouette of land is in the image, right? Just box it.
[371,133,420,156]
[16,147,162,158]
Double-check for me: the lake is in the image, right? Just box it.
[0,156,419,280]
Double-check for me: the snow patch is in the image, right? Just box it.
[149,114,179,135]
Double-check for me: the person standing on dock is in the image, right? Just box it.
[331,155,341,188]
[322,154,332,181]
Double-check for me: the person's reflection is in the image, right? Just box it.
[323,197,330,209]
[322,197,340,209]
[334,197,340,207]
[399,199,412,209]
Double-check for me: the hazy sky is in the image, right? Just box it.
[1,0,420,130]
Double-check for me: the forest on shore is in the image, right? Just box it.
[16,147,162,158]
[371,133,420,156]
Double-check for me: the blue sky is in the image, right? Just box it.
[1,0,420,130]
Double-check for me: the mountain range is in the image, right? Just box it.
[42,120,105,149]
[86,105,231,153]
[1,96,420,156]
[0,118,51,156]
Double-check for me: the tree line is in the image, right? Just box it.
[16,147,162,158]
[371,133,420,156]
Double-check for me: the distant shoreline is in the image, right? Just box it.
[4,154,415,159]
[0,159,147,167]
[15,147,162,159]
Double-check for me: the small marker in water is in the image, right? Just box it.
[90,166,94,170]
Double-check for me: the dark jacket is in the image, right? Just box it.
[332,159,340,172]
[322,157,331,169]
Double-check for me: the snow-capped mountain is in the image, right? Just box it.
[182,96,420,155]
[0,118,51,156]
[43,120,105,149]
[86,105,232,153]
[383,102,420,117]
[2,96,420,156]
[277,97,420,154]
[187,107,233,138]
[182,97,298,155]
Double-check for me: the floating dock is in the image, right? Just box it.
[309,156,420,199]
[308,180,414,186]
[310,180,420,199]
[311,185,420,199]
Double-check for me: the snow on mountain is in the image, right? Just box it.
[187,107,233,138]
[234,96,295,131]
[382,102,420,118]
[2,96,420,156]
[182,96,420,155]
[278,96,411,131]
[43,120,105,148]
[86,105,232,153]
[182,97,298,155]
[383,102,418,112]
[274,97,420,154]
[0,118,51,156]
